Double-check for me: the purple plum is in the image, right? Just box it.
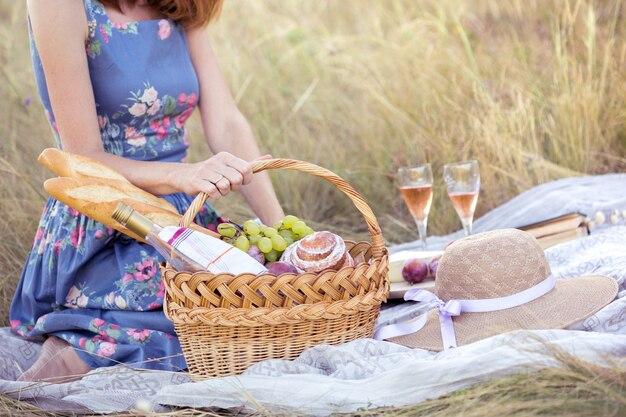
[429,255,442,279]
[266,261,299,276]
[402,258,428,284]
[247,246,266,265]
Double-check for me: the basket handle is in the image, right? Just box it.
[179,159,385,259]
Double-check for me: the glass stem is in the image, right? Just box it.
[415,218,428,249]
[461,217,473,236]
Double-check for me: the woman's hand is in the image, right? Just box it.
[169,152,254,200]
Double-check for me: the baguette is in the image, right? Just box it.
[38,148,177,213]
[44,177,220,242]
[38,148,130,183]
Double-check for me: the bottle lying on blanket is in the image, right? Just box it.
[112,202,268,275]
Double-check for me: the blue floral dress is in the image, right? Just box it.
[10,0,220,371]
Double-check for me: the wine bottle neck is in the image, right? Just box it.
[112,202,162,238]
[127,212,161,238]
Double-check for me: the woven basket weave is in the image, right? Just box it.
[160,159,389,379]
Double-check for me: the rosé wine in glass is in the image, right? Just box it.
[443,160,480,236]
[398,164,433,249]
[448,191,479,220]
[399,185,433,221]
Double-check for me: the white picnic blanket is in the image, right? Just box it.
[1,174,626,415]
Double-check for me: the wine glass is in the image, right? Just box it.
[398,164,434,249]
[443,160,480,236]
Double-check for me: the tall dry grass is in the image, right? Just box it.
[205,0,626,238]
[0,1,625,414]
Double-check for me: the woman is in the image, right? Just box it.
[10,0,284,381]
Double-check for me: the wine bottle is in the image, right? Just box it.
[112,203,268,275]
[112,203,207,272]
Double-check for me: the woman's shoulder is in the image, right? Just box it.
[27,0,89,39]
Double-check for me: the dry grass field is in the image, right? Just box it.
[0,0,625,415]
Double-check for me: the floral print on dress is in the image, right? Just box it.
[28,203,115,272]
[10,320,33,338]
[97,114,124,155]
[65,284,93,309]
[86,0,139,58]
[158,20,172,40]
[105,83,197,159]
[100,250,166,311]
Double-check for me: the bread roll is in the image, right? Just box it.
[44,177,219,242]
[281,231,355,273]
[38,148,129,183]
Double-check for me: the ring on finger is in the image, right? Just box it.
[215,176,231,189]
[205,175,224,185]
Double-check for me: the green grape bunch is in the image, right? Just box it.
[217,215,314,264]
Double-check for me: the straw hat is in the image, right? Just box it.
[383,229,618,351]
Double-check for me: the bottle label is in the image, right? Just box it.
[160,227,268,275]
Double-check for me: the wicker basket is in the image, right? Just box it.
[159,159,389,379]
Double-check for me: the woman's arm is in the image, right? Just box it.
[27,0,250,201]
[186,26,285,225]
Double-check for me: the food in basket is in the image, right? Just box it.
[113,203,268,275]
[281,231,355,273]
[266,261,300,275]
[157,157,390,379]
[217,215,315,264]
[246,246,266,264]
[402,258,429,284]
[217,215,363,275]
